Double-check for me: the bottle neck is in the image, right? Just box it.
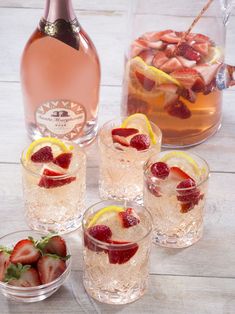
[43,0,76,23]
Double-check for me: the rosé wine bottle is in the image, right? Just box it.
[21,0,101,145]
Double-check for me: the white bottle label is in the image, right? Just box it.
[35,100,86,140]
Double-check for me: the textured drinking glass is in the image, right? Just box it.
[82,200,153,304]
[98,118,162,202]
[21,143,86,234]
[144,151,209,248]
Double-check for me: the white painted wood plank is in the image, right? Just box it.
[0,81,234,173]
[0,271,234,314]
[0,0,127,11]
[0,162,234,278]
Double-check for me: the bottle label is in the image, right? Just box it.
[35,100,86,140]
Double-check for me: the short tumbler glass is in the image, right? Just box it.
[82,200,153,305]
[21,143,86,234]
[144,151,210,248]
[98,118,162,202]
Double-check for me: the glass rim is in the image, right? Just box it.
[20,141,85,179]
[0,230,72,291]
[144,150,210,189]
[82,200,153,248]
[98,118,162,153]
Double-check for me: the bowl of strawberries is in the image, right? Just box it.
[0,230,71,302]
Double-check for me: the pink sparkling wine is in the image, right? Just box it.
[21,0,101,145]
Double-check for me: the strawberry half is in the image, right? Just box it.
[171,68,200,89]
[37,255,66,284]
[0,250,10,281]
[176,43,201,62]
[160,32,181,44]
[111,128,139,138]
[85,225,112,252]
[53,153,72,170]
[152,51,169,68]
[38,168,76,189]
[135,71,155,91]
[10,239,40,265]
[39,235,67,258]
[6,264,41,287]
[112,135,130,147]
[160,57,183,73]
[166,100,191,119]
[169,167,192,181]
[31,146,53,163]
[130,134,150,151]
[118,208,140,228]
[107,241,139,265]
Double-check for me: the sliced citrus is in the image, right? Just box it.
[205,46,223,64]
[121,113,157,144]
[160,151,201,176]
[87,206,124,228]
[25,137,69,161]
[128,56,181,93]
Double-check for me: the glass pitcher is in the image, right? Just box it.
[121,0,235,147]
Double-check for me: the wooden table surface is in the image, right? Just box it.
[0,1,234,313]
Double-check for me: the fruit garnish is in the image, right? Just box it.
[121,113,157,144]
[152,51,169,68]
[160,31,181,44]
[166,100,191,119]
[87,206,124,228]
[170,167,192,181]
[151,162,170,179]
[160,57,183,73]
[38,168,76,189]
[37,255,66,284]
[25,137,69,162]
[87,225,112,242]
[176,43,201,62]
[192,42,209,56]
[53,153,72,170]
[130,134,150,151]
[31,146,53,163]
[176,178,196,190]
[37,235,67,258]
[129,57,181,89]
[10,239,40,265]
[171,68,201,89]
[193,33,210,44]
[112,135,130,147]
[138,50,155,65]
[160,151,201,176]
[111,128,139,138]
[107,241,139,265]
[118,208,140,228]
[135,71,156,91]
[194,63,220,85]
[0,250,10,281]
[176,56,196,68]
[5,264,41,287]
[181,88,196,103]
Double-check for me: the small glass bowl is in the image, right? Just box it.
[0,230,72,303]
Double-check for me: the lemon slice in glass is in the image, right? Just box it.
[160,151,201,176]
[121,113,157,144]
[87,206,124,228]
[25,137,69,161]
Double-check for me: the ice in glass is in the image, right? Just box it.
[98,114,162,202]
[21,137,86,233]
[82,200,152,304]
[144,151,209,248]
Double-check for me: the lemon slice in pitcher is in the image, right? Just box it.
[25,137,69,161]
[87,206,124,228]
[121,113,157,144]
